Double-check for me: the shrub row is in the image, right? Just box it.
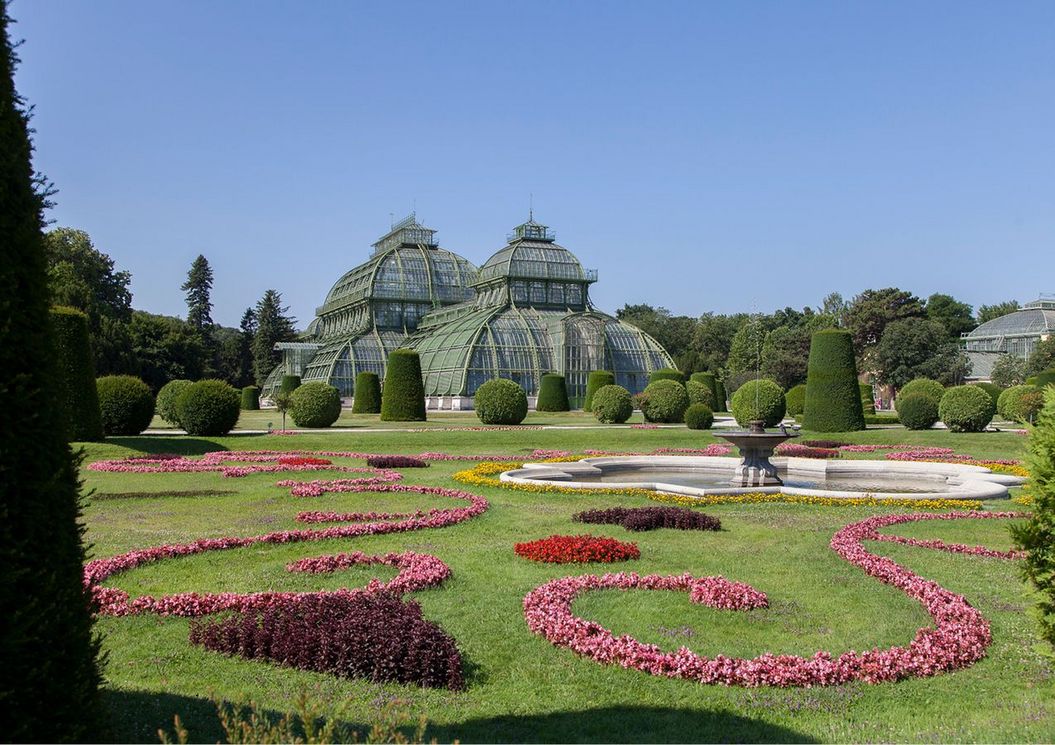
[573,506,721,532]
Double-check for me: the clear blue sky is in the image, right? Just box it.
[12,0,1055,328]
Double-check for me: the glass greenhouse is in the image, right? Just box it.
[964,296,1055,358]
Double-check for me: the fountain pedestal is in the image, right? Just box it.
[716,420,796,487]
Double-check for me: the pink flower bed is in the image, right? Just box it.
[88,450,402,481]
[523,510,1025,687]
[775,443,840,459]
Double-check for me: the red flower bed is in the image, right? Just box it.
[573,506,721,532]
[514,534,640,563]
[277,456,332,467]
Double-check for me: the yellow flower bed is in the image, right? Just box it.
[452,462,983,511]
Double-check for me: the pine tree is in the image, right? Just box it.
[237,306,257,387]
[252,289,296,385]
[0,1,103,737]
[181,254,214,331]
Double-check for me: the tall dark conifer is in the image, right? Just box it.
[181,254,214,331]
[252,289,296,385]
[0,1,104,738]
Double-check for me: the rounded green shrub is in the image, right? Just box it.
[583,371,615,411]
[241,385,260,410]
[279,375,301,395]
[972,382,1003,410]
[536,373,570,412]
[899,378,945,405]
[731,378,786,427]
[649,367,684,384]
[156,379,193,426]
[859,383,876,415]
[684,403,714,430]
[592,384,634,424]
[96,375,155,436]
[690,372,720,410]
[288,381,342,428]
[686,379,715,409]
[802,330,864,432]
[50,306,103,441]
[381,349,426,422]
[641,379,690,423]
[474,378,528,425]
[785,384,807,417]
[715,381,728,412]
[1028,369,1055,388]
[176,380,241,436]
[998,384,1044,424]
[352,372,382,414]
[938,385,996,433]
[896,392,939,430]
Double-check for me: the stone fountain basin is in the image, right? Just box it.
[500,456,1024,501]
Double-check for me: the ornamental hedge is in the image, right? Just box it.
[241,385,260,410]
[899,378,945,405]
[730,378,786,427]
[175,380,241,436]
[474,378,528,425]
[592,384,633,424]
[641,379,690,423]
[938,384,995,433]
[684,402,714,430]
[288,381,342,428]
[715,380,728,411]
[536,373,570,412]
[279,375,301,395]
[649,367,684,384]
[381,349,426,422]
[802,330,864,432]
[897,392,939,430]
[352,371,382,414]
[686,379,715,409]
[156,379,192,427]
[690,371,720,410]
[786,384,807,417]
[972,382,1003,410]
[96,375,156,436]
[997,384,1044,424]
[583,371,615,411]
[860,383,876,415]
[49,306,103,441]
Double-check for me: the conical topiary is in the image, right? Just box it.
[381,349,426,421]
[802,329,865,432]
[352,371,382,414]
[241,385,260,410]
[583,370,615,412]
[536,373,570,412]
[690,371,720,412]
[49,306,103,441]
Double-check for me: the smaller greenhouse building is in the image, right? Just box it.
[963,295,1055,380]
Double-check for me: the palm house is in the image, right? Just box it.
[963,295,1055,380]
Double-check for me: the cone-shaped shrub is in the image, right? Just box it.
[176,380,241,436]
[938,385,995,432]
[803,330,864,432]
[289,381,342,428]
[279,374,301,394]
[592,384,633,423]
[241,385,260,410]
[684,402,714,430]
[475,378,528,424]
[649,367,684,384]
[97,375,156,435]
[381,349,426,421]
[156,379,192,427]
[898,378,945,405]
[641,379,690,423]
[786,384,807,417]
[715,380,727,411]
[1,3,104,734]
[690,372,720,410]
[352,371,381,413]
[859,383,876,415]
[731,379,786,427]
[50,306,103,441]
[583,370,615,411]
[536,373,570,411]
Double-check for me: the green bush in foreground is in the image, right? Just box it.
[803,329,864,432]
[641,379,690,423]
[583,371,615,411]
[938,384,995,433]
[352,372,382,414]
[684,402,714,430]
[686,379,715,409]
[474,378,528,425]
[899,377,945,404]
[649,367,684,384]
[156,379,193,426]
[536,373,570,412]
[49,306,103,441]
[786,384,807,417]
[241,385,260,410]
[998,384,1044,424]
[592,384,633,424]
[176,380,241,436]
[381,349,426,422]
[96,375,155,436]
[731,378,786,427]
[897,392,939,430]
[288,381,342,428]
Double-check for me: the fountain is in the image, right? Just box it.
[716,419,797,487]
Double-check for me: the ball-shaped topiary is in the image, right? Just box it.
[859,383,876,415]
[898,378,945,405]
[730,379,786,427]
[785,384,807,417]
[176,380,241,436]
[686,379,715,409]
[536,373,570,412]
[896,392,939,430]
[156,379,193,426]
[352,372,382,414]
[684,403,714,430]
[96,375,155,436]
[279,375,301,395]
[802,330,864,432]
[998,384,1044,424]
[592,384,634,424]
[49,306,103,441]
[474,378,528,425]
[583,371,615,412]
[641,379,690,423]
[381,349,426,422]
[241,385,260,410]
[288,381,342,428]
[972,382,1003,410]
[938,385,996,433]
[649,367,684,384]
[690,372,720,410]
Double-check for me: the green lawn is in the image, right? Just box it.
[78,423,1052,743]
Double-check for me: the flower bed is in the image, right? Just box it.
[775,443,840,459]
[514,535,640,563]
[365,455,429,469]
[573,506,721,532]
[88,451,402,481]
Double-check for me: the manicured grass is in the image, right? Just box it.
[77,425,1053,743]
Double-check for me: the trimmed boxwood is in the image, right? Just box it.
[96,375,155,436]
[898,378,945,405]
[859,382,876,415]
[592,384,633,424]
[536,373,570,412]
[715,380,727,412]
[998,384,1044,424]
[583,370,615,412]
[279,375,301,395]
[649,367,684,384]
[474,378,528,425]
[785,384,807,417]
[176,380,241,436]
[50,306,103,441]
[381,349,426,422]
[684,402,714,430]
[690,372,720,409]
[972,382,1003,410]
[156,379,193,426]
[802,330,864,432]
[686,379,715,409]
[241,385,260,410]
[938,384,996,433]
[352,372,382,414]
[289,381,342,428]
[730,378,786,427]
[897,392,939,430]
[641,379,690,423]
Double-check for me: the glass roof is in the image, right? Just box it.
[967,308,1055,338]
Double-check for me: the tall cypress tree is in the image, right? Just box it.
[252,289,296,385]
[0,2,104,738]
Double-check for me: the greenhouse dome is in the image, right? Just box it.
[964,296,1055,359]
